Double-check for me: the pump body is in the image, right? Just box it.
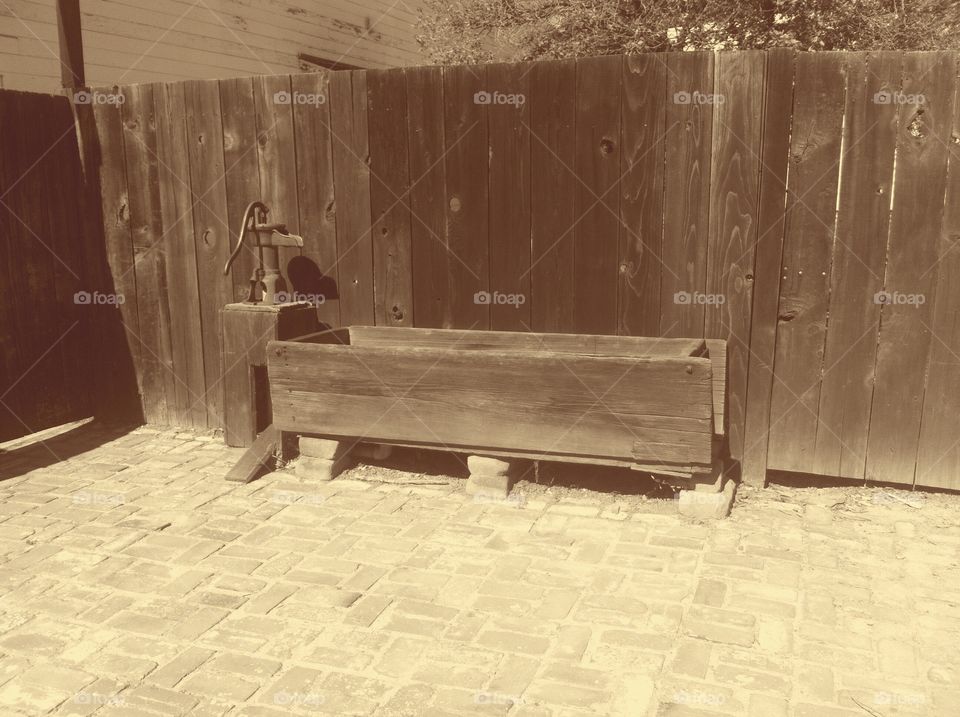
[223,201,304,305]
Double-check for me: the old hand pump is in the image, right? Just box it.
[223,201,304,305]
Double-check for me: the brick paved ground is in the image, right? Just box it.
[0,423,958,716]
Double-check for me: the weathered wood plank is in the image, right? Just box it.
[347,325,726,429]
[252,74,301,278]
[406,65,449,329]
[443,64,490,329]
[72,93,133,425]
[221,303,317,447]
[154,81,207,429]
[767,52,846,473]
[574,54,621,335]
[185,78,234,429]
[0,94,18,439]
[347,325,705,358]
[661,51,714,338]
[224,424,278,483]
[219,76,261,303]
[28,91,75,428]
[529,58,576,333]
[487,61,532,331]
[812,52,899,479]
[917,54,960,491]
[85,92,144,422]
[45,94,91,427]
[705,51,766,461]
[704,338,727,437]
[122,82,172,426]
[329,70,374,326]
[741,48,796,485]
[619,53,666,338]
[3,92,67,431]
[291,71,339,328]
[269,341,713,467]
[367,67,414,327]
[866,51,956,485]
[22,94,84,430]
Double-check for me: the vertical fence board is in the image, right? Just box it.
[48,96,93,426]
[529,59,576,333]
[88,95,144,422]
[573,55,621,335]
[122,82,173,426]
[368,68,414,328]
[155,82,207,429]
[917,55,960,491]
[0,92,95,438]
[253,74,301,279]
[812,52,900,479]
[661,52,714,338]
[0,94,22,437]
[619,54,666,338]
[406,65,449,329]
[487,61,532,331]
[45,101,86,423]
[5,93,64,430]
[705,51,766,459]
[73,96,136,425]
[185,79,234,428]
[24,93,71,429]
[767,53,847,473]
[741,49,796,484]
[866,51,956,485]
[329,70,375,327]
[291,71,339,328]
[443,64,489,329]
[219,77,262,304]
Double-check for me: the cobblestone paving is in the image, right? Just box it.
[0,424,958,716]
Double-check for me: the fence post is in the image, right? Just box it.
[56,0,85,89]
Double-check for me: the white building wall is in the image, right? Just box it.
[0,0,427,92]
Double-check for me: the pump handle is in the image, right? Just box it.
[223,201,269,276]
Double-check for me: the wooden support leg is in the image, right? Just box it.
[221,302,318,448]
[466,455,519,500]
[296,436,354,481]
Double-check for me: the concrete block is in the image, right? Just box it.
[467,455,516,477]
[295,455,353,481]
[299,436,350,460]
[466,473,513,500]
[679,479,736,519]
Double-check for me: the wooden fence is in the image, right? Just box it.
[0,90,111,442]
[75,50,960,491]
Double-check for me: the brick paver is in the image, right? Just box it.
[0,424,958,715]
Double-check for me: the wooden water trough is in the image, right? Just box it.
[265,326,727,495]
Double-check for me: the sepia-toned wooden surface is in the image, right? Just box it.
[7,50,960,491]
